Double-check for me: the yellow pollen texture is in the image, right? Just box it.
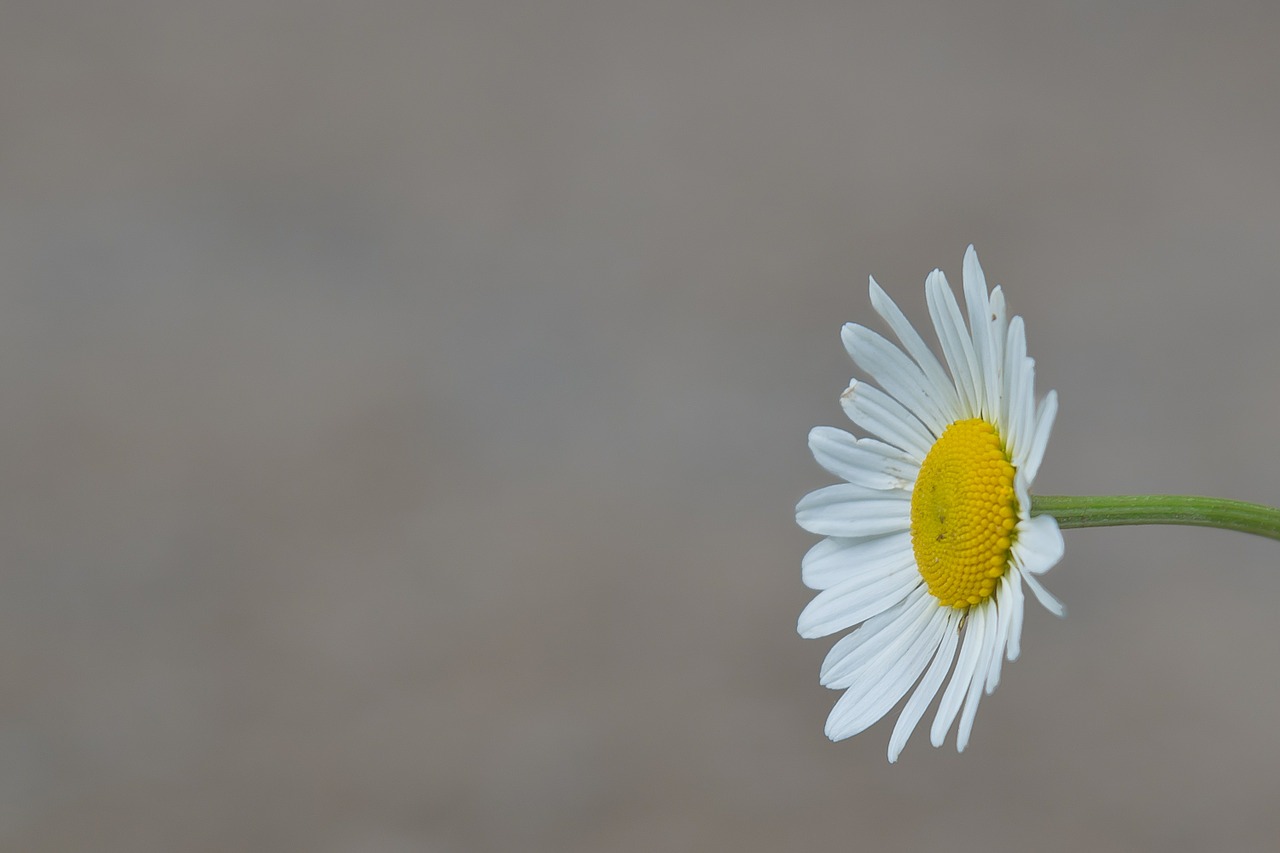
[910,418,1018,608]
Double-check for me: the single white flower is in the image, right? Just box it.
[796,246,1065,761]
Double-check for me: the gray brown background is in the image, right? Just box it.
[3,2,1280,851]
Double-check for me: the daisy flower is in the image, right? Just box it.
[796,246,1065,761]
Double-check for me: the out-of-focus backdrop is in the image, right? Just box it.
[3,2,1280,851]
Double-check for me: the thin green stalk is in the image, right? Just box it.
[1031,494,1280,542]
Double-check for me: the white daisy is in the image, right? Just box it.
[796,246,1065,762]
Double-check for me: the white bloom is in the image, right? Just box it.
[796,246,1064,761]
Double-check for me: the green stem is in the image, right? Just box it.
[1031,494,1280,542]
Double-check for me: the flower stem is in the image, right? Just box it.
[1031,495,1280,542]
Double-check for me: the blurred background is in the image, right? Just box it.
[2,1,1280,850]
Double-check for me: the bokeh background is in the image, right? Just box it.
[3,2,1280,851]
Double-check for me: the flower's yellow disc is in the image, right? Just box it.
[910,419,1018,607]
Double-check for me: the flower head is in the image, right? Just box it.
[796,246,1064,761]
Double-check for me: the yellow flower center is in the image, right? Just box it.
[910,418,1018,608]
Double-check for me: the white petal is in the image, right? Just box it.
[839,381,935,459]
[808,426,918,491]
[962,246,990,319]
[887,611,961,762]
[987,285,1008,388]
[855,437,923,467]
[825,604,950,741]
[1022,570,1065,617]
[1022,389,1058,483]
[868,277,962,418]
[795,484,911,538]
[1001,316,1031,453]
[821,590,935,688]
[984,286,1010,430]
[797,569,921,639]
[1015,477,1033,521]
[1005,567,1026,662]
[962,246,1001,421]
[801,532,915,590]
[956,598,1003,752]
[841,324,952,436]
[1011,513,1065,576]
[930,608,986,747]
[985,578,1017,693]
[926,270,983,418]
[1017,356,1038,453]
